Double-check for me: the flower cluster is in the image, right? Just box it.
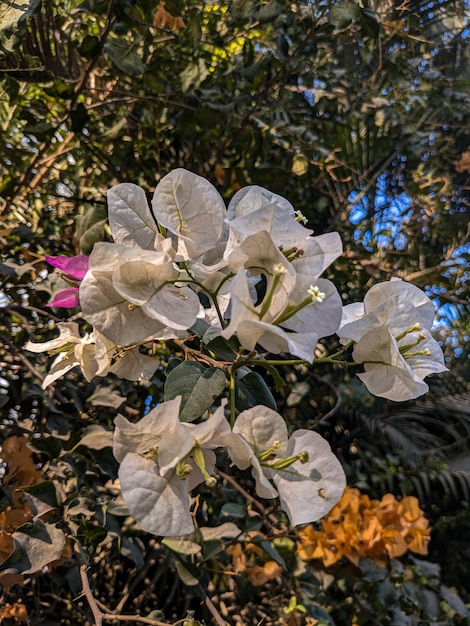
[77,170,343,359]
[25,168,448,538]
[113,399,345,536]
[338,279,447,400]
[227,531,284,586]
[297,488,430,567]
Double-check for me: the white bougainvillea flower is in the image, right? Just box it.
[152,168,227,261]
[114,398,232,536]
[26,322,95,388]
[221,231,342,360]
[80,242,201,344]
[224,186,313,260]
[352,325,447,400]
[339,279,436,342]
[338,279,447,400]
[25,323,158,388]
[107,183,163,250]
[228,406,346,526]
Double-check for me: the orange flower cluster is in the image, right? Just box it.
[228,531,283,586]
[297,488,430,567]
[0,602,28,624]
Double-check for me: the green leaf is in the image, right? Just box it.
[164,361,226,422]
[202,539,222,561]
[121,536,145,569]
[220,502,245,519]
[259,539,287,569]
[256,0,283,23]
[75,424,114,450]
[78,34,100,60]
[75,204,108,254]
[200,522,244,541]
[440,585,468,618]
[329,1,360,29]
[180,59,209,92]
[163,0,185,17]
[162,537,202,556]
[88,387,126,409]
[251,360,284,392]
[20,480,60,518]
[175,560,200,586]
[104,39,146,76]
[205,335,239,362]
[235,368,277,412]
[0,520,65,575]
[358,557,387,583]
[76,518,108,545]
[229,0,258,26]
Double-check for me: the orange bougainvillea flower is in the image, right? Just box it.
[227,531,284,586]
[245,561,283,586]
[0,602,28,624]
[297,488,430,568]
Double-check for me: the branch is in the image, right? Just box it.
[197,582,227,626]
[103,614,170,626]
[215,468,280,531]
[79,565,103,626]
[80,565,170,626]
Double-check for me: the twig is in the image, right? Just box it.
[171,338,231,369]
[71,0,117,106]
[197,582,228,626]
[102,613,170,626]
[80,562,170,626]
[79,565,103,626]
[215,468,279,531]
[0,332,45,383]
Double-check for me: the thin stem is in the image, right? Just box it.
[171,277,227,328]
[79,565,103,626]
[81,565,170,626]
[245,358,310,367]
[196,582,227,626]
[229,368,236,427]
[102,614,170,626]
[215,469,279,531]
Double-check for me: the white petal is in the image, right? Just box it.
[234,320,320,361]
[42,353,78,389]
[357,367,429,401]
[119,453,194,536]
[282,277,342,338]
[251,455,279,499]
[190,401,231,448]
[113,396,182,462]
[25,322,82,353]
[142,284,201,330]
[225,207,312,259]
[152,169,226,260]
[291,232,343,276]
[233,406,288,454]
[220,269,258,341]
[273,430,346,526]
[108,183,161,249]
[352,326,446,401]
[110,349,159,381]
[80,258,171,345]
[227,185,296,220]
[365,279,436,329]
